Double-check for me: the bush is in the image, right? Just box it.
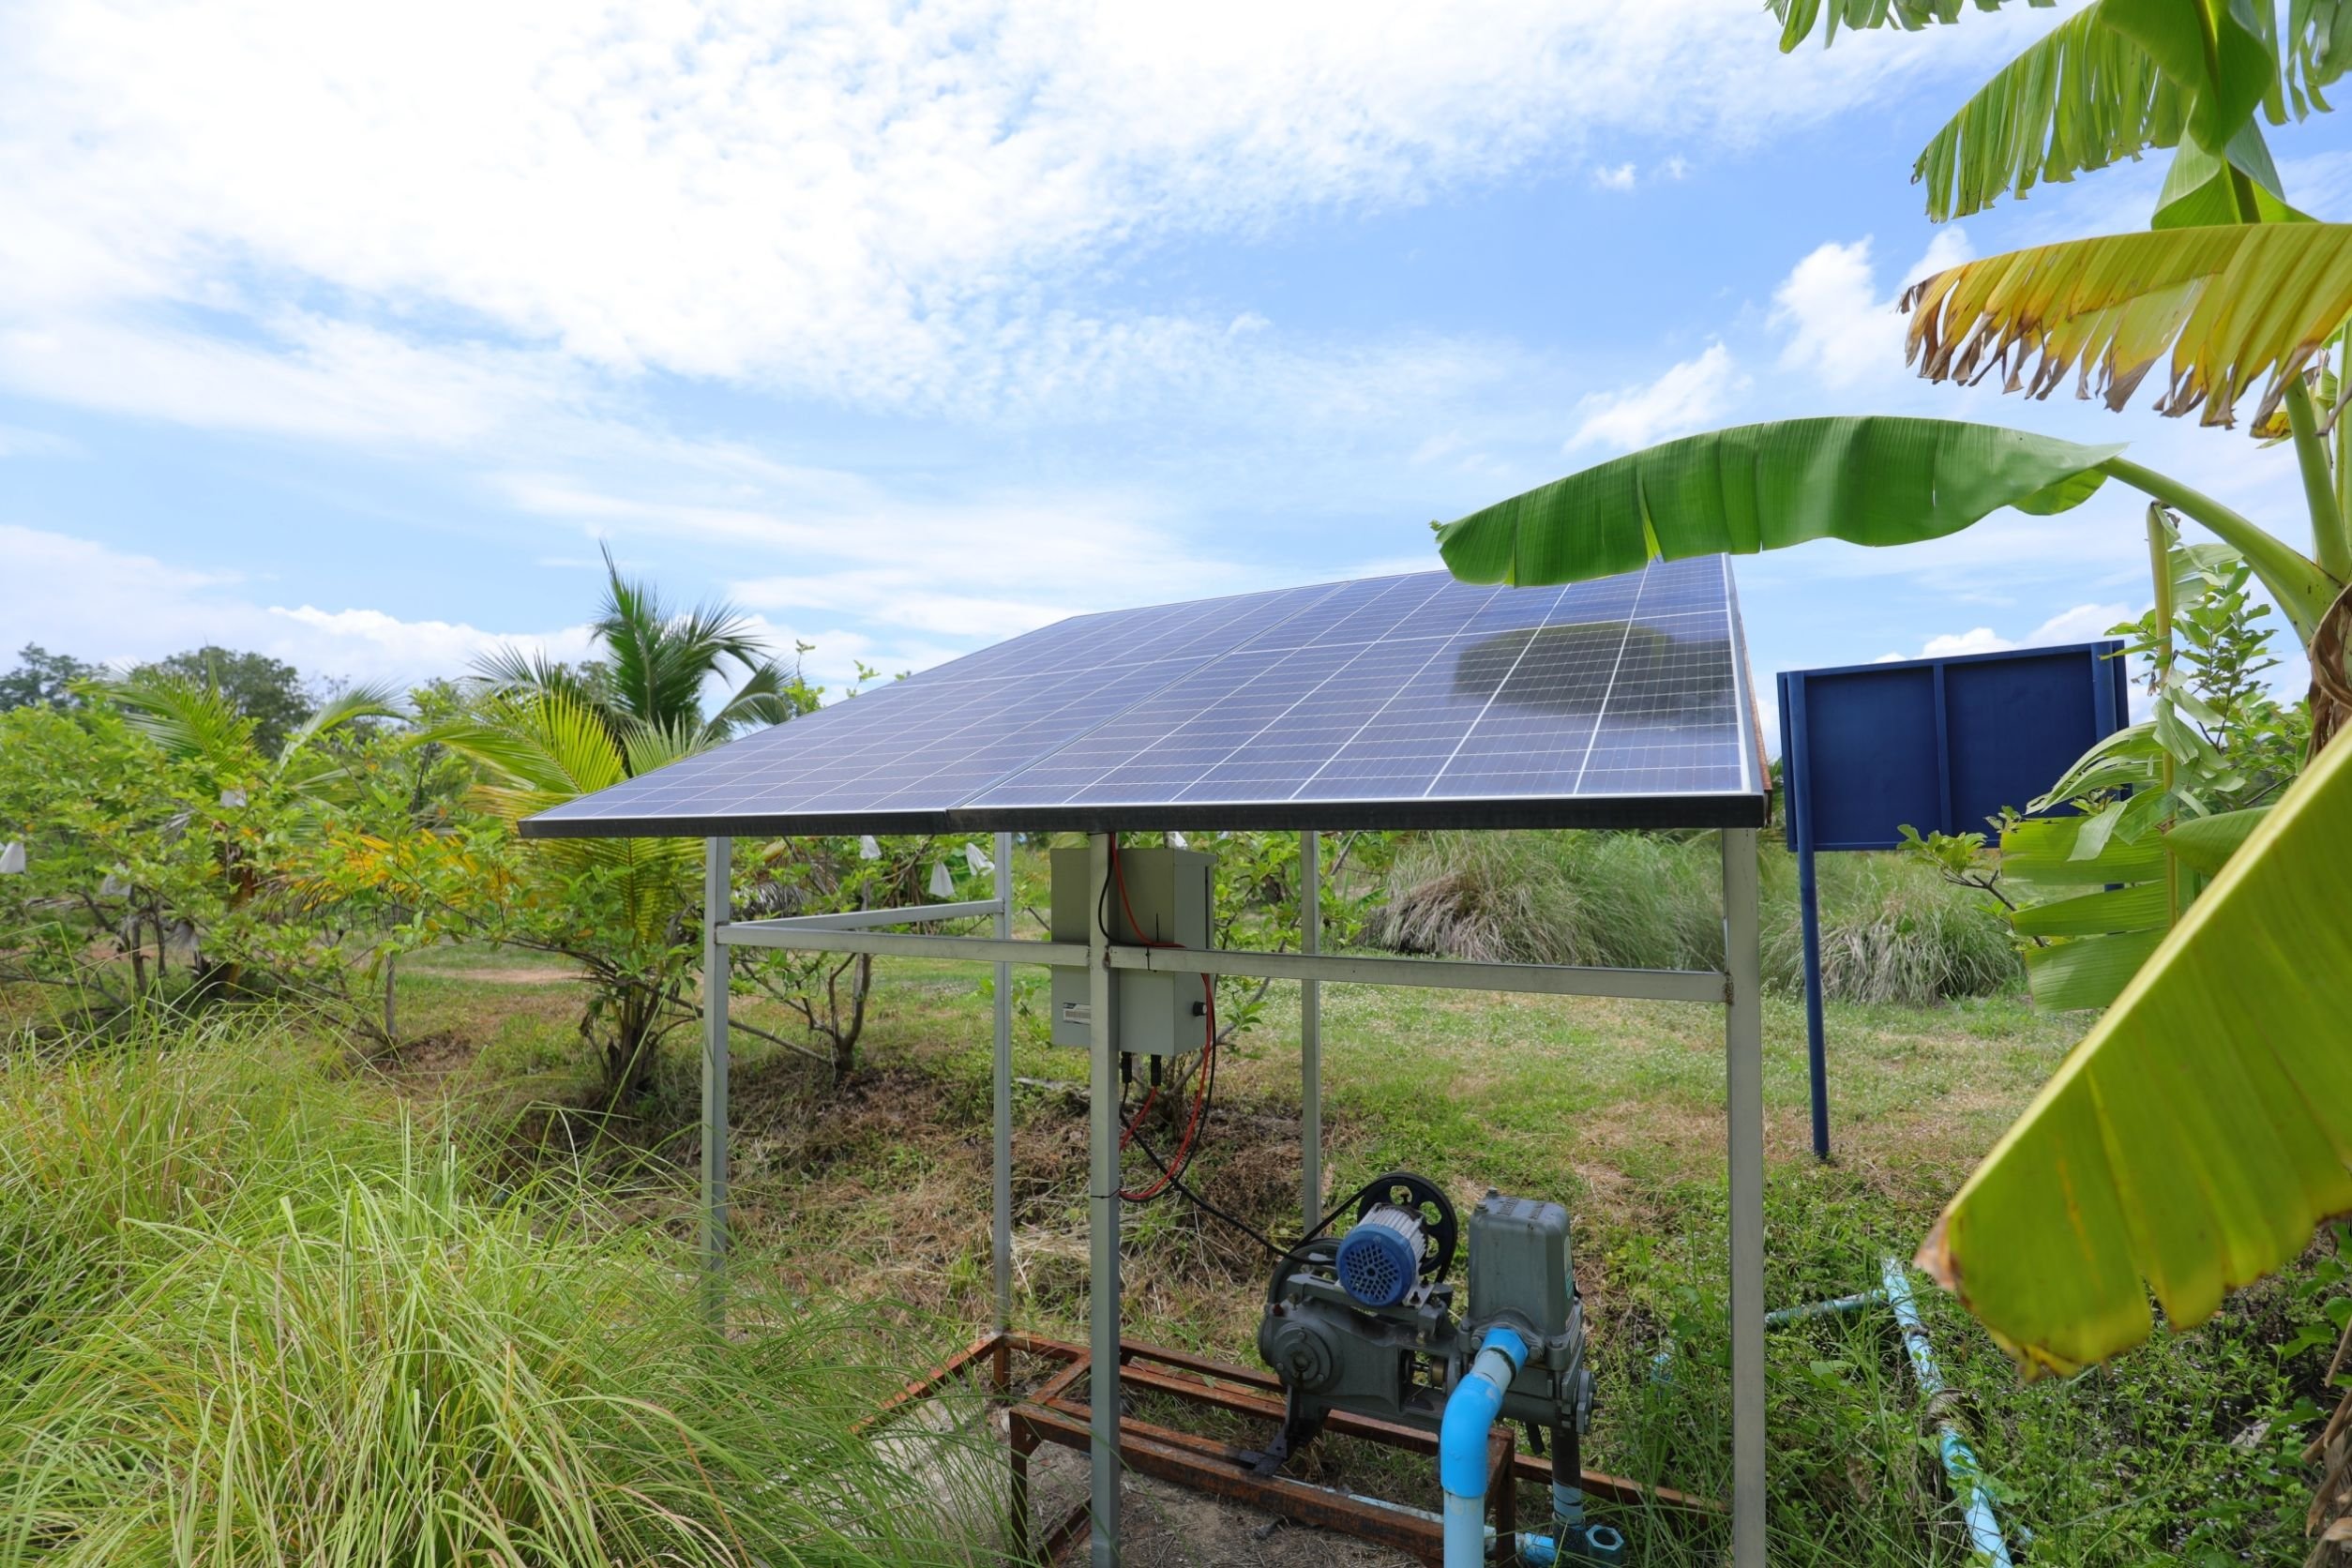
[1371,831,2018,1005]
[0,1022,994,1567]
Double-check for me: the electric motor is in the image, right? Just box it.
[1334,1205,1425,1307]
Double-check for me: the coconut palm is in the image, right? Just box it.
[471,545,813,754]
[430,687,709,1100]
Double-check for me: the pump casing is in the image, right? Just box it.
[1258,1189,1592,1441]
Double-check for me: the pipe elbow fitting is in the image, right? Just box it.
[1439,1326,1528,1498]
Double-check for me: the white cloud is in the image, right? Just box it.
[0,422,72,458]
[1771,229,1972,391]
[1591,162,1638,191]
[1914,601,2133,660]
[1567,342,1746,452]
[0,0,2049,428]
[0,524,591,688]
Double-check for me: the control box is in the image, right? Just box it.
[1048,847,1214,1055]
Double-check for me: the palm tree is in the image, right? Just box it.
[445,550,822,1099]
[431,688,709,1100]
[471,545,814,752]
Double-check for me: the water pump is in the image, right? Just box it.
[1256,1173,1621,1565]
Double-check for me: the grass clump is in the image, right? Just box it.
[0,1020,994,1568]
[1372,832,2018,1005]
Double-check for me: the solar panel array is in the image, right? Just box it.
[521,555,1766,838]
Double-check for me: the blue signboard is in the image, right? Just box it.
[1779,641,2132,851]
[1776,641,2132,1157]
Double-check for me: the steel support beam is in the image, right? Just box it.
[700,837,731,1325]
[1300,829,1321,1230]
[1085,833,1122,1564]
[992,832,1015,1334]
[715,925,1085,966]
[724,897,1005,931]
[1105,942,1726,1003]
[1723,827,1766,1568]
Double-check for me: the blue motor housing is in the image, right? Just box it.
[1334,1206,1425,1307]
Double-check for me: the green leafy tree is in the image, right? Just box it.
[0,644,98,712]
[132,646,319,754]
[0,680,410,1026]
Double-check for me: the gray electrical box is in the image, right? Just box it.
[1048,847,1214,1055]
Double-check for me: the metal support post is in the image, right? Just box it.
[701,837,731,1325]
[1085,832,1123,1565]
[992,832,1015,1334]
[1722,827,1766,1568]
[1300,829,1322,1230]
[1789,679,1831,1159]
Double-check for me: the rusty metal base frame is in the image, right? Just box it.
[862,1330,1722,1566]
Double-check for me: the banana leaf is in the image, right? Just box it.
[1902,223,2352,434]
[1432,417,2119,586]
[1919,729,2352,1374]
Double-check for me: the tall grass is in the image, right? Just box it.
[1372,832,2018,1004]
[0,1020,996,1567]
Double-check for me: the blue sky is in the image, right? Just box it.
[4,1,2348,743]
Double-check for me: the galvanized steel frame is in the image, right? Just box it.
[697,826,1770,1568]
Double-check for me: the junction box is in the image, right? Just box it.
[1048,846,1214,1055]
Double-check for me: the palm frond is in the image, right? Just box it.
[1902,222,2352,433]
[706,662,804,735]
[589,543,777,731]
[429,694,630,804]
[95,674,256,770]
[1771,0,2034,52]
[274,683,404,772]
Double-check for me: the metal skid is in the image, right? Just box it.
[862,1330,1723,1566]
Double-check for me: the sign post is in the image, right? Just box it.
[1778,641,2130,1160]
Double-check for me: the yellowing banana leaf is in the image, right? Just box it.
[1919,729,2352,1374]
[1903,223,2352,435]
[1432,417,2119,586]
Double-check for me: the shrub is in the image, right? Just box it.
[1371,831,2018,1005]
[0,1024,994,1567]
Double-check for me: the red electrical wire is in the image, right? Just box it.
[1108,839,1218,1202]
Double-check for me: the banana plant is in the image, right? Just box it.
[1435,7,2352,1506]
[1992,510,2301,1008]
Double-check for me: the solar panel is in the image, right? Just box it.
[520,555,1767,838]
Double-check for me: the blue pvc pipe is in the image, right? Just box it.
[1440,1326,1527,1568]
[1881,1259,2014,1568]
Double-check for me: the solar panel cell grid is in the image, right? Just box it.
[520,555,1765,837]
